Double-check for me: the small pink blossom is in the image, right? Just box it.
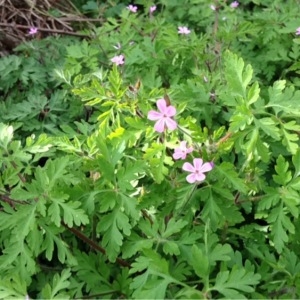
[210,4,216,11]
[28,27,38,35]
[127,4,138,13]
[178,26,191,35]
[230,1,239,8]
[296,27,300,35]
[148,99,177,133]
[173,141,193,160]
[182,158,213,184]
[150,5,157,13]
[110,54,124,65]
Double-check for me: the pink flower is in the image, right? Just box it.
[127,4,138,13]
[230,1,239,8]
[182,158,213,184]
[111,54,124,65]
[173,141,193,160]
[150,5,157,13]
[178,26,191,35]
[29,27,38,35]
[296,27,300,35]
[148,99,177,133]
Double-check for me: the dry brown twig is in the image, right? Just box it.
[0,0,102,52]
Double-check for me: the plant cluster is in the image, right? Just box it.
[1,0,300,299]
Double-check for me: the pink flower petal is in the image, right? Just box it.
[148,110,163,120]
[111,54,124,65]
[150,5,156,13]
[173,151,184,160]
[127,4,138,12]
[230,1,239,8]
[156,99,167,112]
[179,141,187,148]
[200,162,213,173]
[165,118,177,130]
[183,162,195,172]
[186,173,197,183]
[193,158,204,170]
[165,105,176,117]
[186,147,193,154]
[154,119,166,132]
[194,173,206,182]
[148,98,177,132]
[178,26,191,35]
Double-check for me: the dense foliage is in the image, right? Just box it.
[1,0,300,298]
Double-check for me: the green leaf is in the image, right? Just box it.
[201,188,222,227]
[0,275,27,299]
[60,200,89,227]
[224,51,253,99]
[98,190,117,212]
[215,162,248,193]
[41,223,76,264]
[117,160,146,191]
[130,250,177,299]
[41,157,79,191]
[98,209,131,262]
[122,233,153,259]
[143,141,170,182]
[229,105,253,132]
[254,117,280,140]
[120,193,140,221]
[283,120,300,131]
[292,149,300,177]
[257,187,281,211]
[247,81,260,105]
[266,81,300,116]
[48,191,89,228]
[268,205,295,253]
[174,287,205,299]
[41,269,71,299]
[162,241,180,255]
[210,266,261,299]
[256,136,271,163]
[108,64,124,98]
[149,157,168,183]
[189,245,209,280]
[273,155,292,185]
[244,127,259,156]
[209,243,232,266]
[162,218,188,238]
[267,80,286,109]
[280,186,300,218]
[281,128,298,154]
[0,123,14,150]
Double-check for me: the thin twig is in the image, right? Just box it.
[10,161,26,183]
[0,23,90,37]
[0,193,28,206]
[61,222,131,268]
[216,132,232,146]
[59,17,104,22]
